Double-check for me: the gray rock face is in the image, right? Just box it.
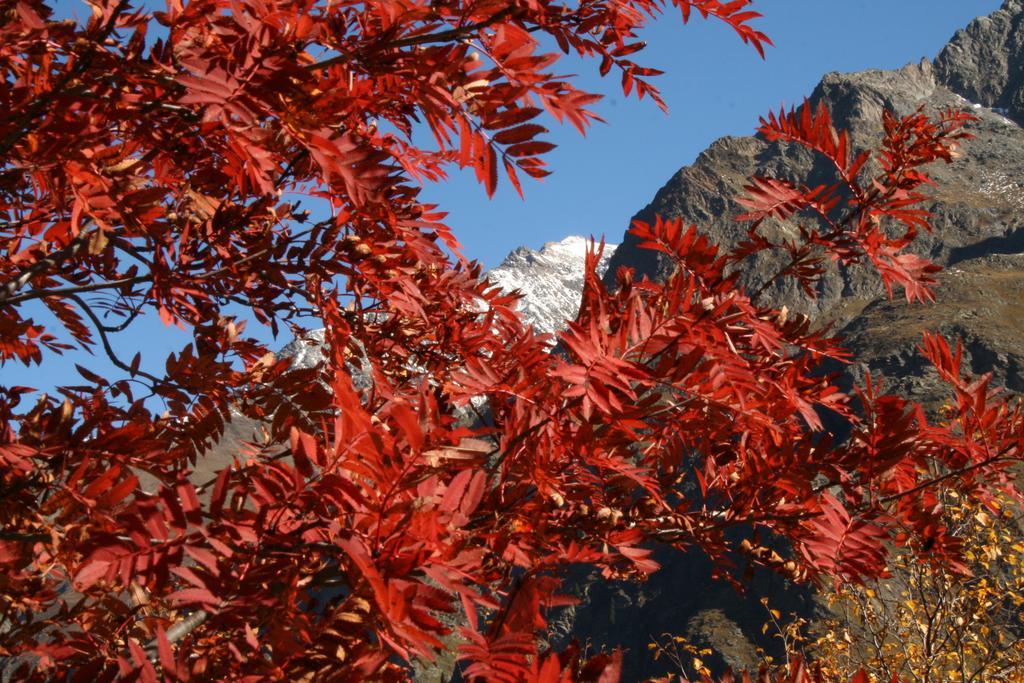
[552,542,815,680]
[578,2,1024,677]
[279,328,330,370]
[935,0,1024,123]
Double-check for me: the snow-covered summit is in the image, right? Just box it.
[487,235,617,335]
[278,235,617,365]
[279,328,328,370]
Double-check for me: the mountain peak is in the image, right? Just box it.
[934,1,1024,123]
[605,3,1024,323]
[488,235,617,335]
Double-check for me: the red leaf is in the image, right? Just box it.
[99,474,138,507]
[185,545,221,578]
[441,469,473,513]
[494,124,547,146]
[209,467,231,519]
[73,560,111,591]
[168,587,219,608]
[156,626,176,676]
[244,622,260,650]
[15,2,46,29]
[505,141,557,158]
[486,144,499,196]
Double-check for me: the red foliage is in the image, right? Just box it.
[0,0,1020,681]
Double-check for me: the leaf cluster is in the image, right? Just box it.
[0,1,1021,681]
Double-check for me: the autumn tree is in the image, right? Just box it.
[806,489,1024,682]
[658,492,1024,682]
[1,0,1022,681]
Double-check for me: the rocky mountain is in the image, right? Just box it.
[604,60,1024,322]
[560,1,1024,677]
[603,1,1024,405]
[935,0,1024,123]
[487,235,617,335]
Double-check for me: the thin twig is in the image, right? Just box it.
[66,293,163,385]
[0,232,94,305]
[307,7,519,70]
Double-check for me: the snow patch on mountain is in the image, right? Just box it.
[280,328,328,370]
[487,236,617,335]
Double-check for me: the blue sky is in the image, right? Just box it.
[436,0,1002,268]
[19,1,1003,395]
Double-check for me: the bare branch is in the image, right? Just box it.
[4,274,152,307]
[144,609,209,663]
[306,8,519,71]
[0,232,94,305]
[66,293,163,385]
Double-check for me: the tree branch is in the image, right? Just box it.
[875,448,1018,506]
[4,274,152,307]
[66,293,163,385]
[144,608,209,662]
[0,232,94,305]
[0,531,49,542]
[307,7,520,71]
[0,0,132,157]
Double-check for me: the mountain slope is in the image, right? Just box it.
[935,0,1024,123]
[564,2,1024,677]
[605,4,1024,333]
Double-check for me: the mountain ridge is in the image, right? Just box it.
[558,2,1024,677]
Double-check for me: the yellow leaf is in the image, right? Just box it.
[87,229,109,255]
